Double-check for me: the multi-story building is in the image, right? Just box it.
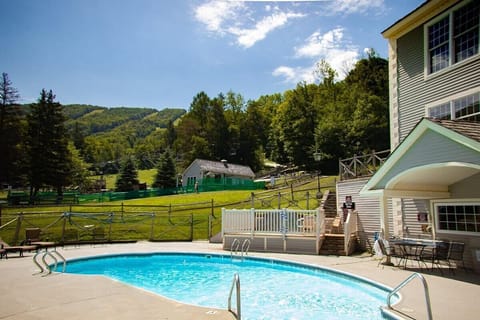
[338,0,480,270]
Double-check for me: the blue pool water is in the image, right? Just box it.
[59,253,395,320]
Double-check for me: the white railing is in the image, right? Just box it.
[343,210,358,255]
[222,208,320,237]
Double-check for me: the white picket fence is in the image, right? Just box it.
[222,208,325,238]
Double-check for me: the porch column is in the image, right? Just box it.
[379,192,393,265]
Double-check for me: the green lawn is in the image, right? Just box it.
[0,175,336,245]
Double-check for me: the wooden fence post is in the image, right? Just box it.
[190,214,194,240]
[150,213,155,240]
[61,213,67,243]
[211,199,215,218]
[208,214,212,239]
[13,213,23,245]
[306,191,310,210]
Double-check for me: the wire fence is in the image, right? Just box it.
[0,179,334,245]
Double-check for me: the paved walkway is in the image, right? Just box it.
[0,241,478,319]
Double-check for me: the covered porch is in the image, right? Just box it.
[361,118,480,271]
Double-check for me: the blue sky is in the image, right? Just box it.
[2,0,424,109]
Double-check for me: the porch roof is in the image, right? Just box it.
[360,118,480,199]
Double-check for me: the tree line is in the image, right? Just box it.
[0,51,389,197]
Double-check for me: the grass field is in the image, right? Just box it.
[0,174,337,245]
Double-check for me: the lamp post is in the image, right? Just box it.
[313,151,322,198]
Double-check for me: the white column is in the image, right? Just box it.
[379,192,392,264]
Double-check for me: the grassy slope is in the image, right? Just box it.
[0,174,336,243]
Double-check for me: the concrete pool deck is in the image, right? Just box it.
[0,241,478,320]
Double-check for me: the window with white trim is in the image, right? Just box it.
[428,91,480,121]
[436,202,480,233]
[426,0,479,74]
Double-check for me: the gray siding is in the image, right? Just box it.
[377,130,480,188]
[402,198,430,237]
[396,24,480,143]
[450,173,480,198]
[337,178,393,251]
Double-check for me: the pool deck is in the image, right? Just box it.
[0,241,479,320]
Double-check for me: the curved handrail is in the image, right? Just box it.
[241,239,250,258]
[230,238,240,259]
[42,251,58,275]
[387,272,432,320]
[33,249,67,275]
[228,273,241,320]
[50,250,67,273]
[33,251,45,274]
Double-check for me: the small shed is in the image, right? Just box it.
[182,159,255,187]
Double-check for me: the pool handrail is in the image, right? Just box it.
[33,249,67,276]
[387,272,432,320]
[228,273,241,320]
[241,239,250,257]
[230,239,240,259]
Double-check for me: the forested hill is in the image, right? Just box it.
[63,104,186,135]
[62,104,186,171]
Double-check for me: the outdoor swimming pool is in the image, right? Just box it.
[59,253,396,320]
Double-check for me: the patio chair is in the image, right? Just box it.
[25,227,56,250]
[0,238,37,258]
[447,242,466,273]
[376,239,403,268]
[25,227,41,244]
[421,241,449,273]
[92,226,107,244]
[62,229,80,248]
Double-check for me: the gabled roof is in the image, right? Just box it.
[382,0,458,40]
[191,159,255,178]
[360,118,480,198]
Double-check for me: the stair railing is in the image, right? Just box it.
[343,210,358,255]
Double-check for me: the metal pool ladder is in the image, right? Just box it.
[386,272,433,320]
[230,238,250,260]
[228,273,241,320]
[33,249,67,276]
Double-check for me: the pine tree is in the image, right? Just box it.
[26,89,71,202]
[115,157,139,192]
[153,149,176,189]
[0,73,26,187]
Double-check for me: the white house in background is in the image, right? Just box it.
[181,159,255,187]
[337,0,480,271]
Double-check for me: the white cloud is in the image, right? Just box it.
[273,28,359,84]
[194,1,305,48]
[325,0,385,15]
[228,11,304,48]
[295,28,345,58]
[273,65,316,84]
[194,1,246,34]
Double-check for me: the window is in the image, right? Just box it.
[428,90,480,121]
[436,203,480,234]
[427,0,479,74]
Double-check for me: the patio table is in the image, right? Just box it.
[389,238,445,270]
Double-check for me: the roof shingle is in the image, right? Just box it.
[427,118,480,143]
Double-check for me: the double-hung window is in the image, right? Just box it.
[427,89,480,121]
[427,0,480,74]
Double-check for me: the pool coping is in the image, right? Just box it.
[0,241,479,320]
